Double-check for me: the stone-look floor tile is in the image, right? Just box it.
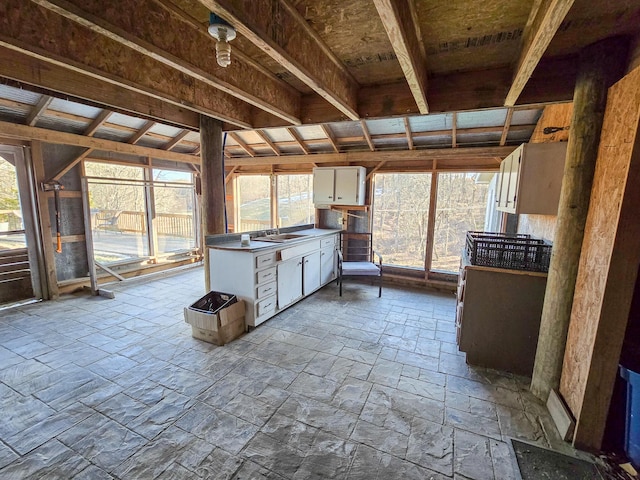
[445,391,498,420]
[221,392,278,427]
[148,363,214,397]
[0,439,89,479]
[128,391,193,440]
[124,378,171,406]
[58,413,146,470]
[287,372,340,402]
[490,440,518,480]
[293,431,357,480]
[96,392,148,424]
[350,419,408,458]
[445,407,502,441]
[359,400,412,435]
[368,359,402,388]
[454,429,495,480]
[397,375,445,402]
[407,417,454,476]
[446,375,523,410]
[73,465,115,479]
[262,413,320,450]
[326,357,371,384]
[331,377,372,414]
[347,444,449,480]
[242,432,306,479]
[0,441,19,469]
[337,347,378,365]
[194,447,243,478]
[4,402,94,455]
[368,384,444,425]
[304,352,338,377]
[230,460,288,480]
[0,391,56,440]
[496,405,545,443]
[156,462,196,479]
[278,395,359,439]
[394,349,440,372]
[0,359,53,388]
[86,354,139,379]
[175,402,258,454]
[231,358,298,390]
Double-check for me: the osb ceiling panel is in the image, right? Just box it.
[293,0,404,85]
[415,0,531,74]
[546,0,640,57]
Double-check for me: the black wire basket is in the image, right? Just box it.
[465,231,552,272]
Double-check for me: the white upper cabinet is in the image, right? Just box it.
[496,142,567,215]
[313,166,366,207]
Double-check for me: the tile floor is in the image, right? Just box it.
[0,266,571,479]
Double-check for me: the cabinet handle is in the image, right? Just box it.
[337,196,342,199]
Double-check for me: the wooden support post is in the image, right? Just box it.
[530,37,629,401]
[424,172,438,278]
[200,115,225,291]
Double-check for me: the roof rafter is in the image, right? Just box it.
[202,0,359,120]
[32,0,301,125]
[228,132,256,157]
[403,117,415,150]
[163,129,191,151]
[373,0,429,114]
[256,130,281,156]
[128,121,156,144]
[26,95,53,126]
[360,120,375,152]
[504,0,575,106]
[0,0,252,128]
[84,110,113,137]
[321,124,340,153]
[287,127,310,155]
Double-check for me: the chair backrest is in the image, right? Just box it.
[340,232,374,262]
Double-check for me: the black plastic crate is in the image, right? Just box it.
[188,291,237,314]
[465,231,552,272]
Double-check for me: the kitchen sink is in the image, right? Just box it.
[258,233,309,243]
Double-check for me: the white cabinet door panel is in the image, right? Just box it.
[303,251,321,295]
[277,258,303,308]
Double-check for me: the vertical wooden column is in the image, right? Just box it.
[530,37,628,400]
[200,115,225,291]
[561,64,640,450]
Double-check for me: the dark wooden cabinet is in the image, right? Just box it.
[456,258,548,376]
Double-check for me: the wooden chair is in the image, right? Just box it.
[338,232,382,297]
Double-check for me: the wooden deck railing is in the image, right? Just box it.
[93,210,194,238]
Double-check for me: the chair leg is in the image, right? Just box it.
[339,276,343,296]
[378,274,382,297]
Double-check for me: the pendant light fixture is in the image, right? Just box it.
[208,13,236,68]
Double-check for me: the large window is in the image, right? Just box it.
[372,171,492,275]
[432,173,490,272]
[277,174,314,227]
[235,174,315,232]
[86,162,197,264]
[372,174,432,269]
[0,154,25,250]
[236,175,271,232]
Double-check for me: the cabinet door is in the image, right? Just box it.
[313,168,335,204]
[505,148,522,211]
[320,246,336,284]
[303,251,321,295]
[334,168,359,204]
[277,257,303,308]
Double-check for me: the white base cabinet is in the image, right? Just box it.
[209,232,338,328]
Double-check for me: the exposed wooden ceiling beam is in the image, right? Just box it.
[256,130,281,156]
[297,58,577,126]
[26,95,53,126]
[403,117,415,150]
[228,132,256,157]
[32,0,301,125]
[202,0,359,120]
[287,128,310,155]
[321,124,340,154]
[162,129,190,151]
[0,0,252,128]
[0,119,198,163]
[500,108,514,146]
[373,0,428,114]
[84,110,112,136]
[504,0,575,106]
[360,120,375,152]
[128,121,156,144]
[0,47,200,129]
[225,145,516,167]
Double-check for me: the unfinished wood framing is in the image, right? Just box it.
[228,132,256,157]
[505,0,575,106]
[321,124,339,153]
[26,95,53,126]
[373,0,428,113]
[163,129,190,151]
[202,0,359,120]
[560,64,640,450]
[84,110,113,136]
[287,127,310,155]
[128,121,156,144]
[256,130,281,156]
[500,108,514,146]
[403,117,415,150]
[451,113,457,148]
[33,0,301,125]
[361,120,375,152]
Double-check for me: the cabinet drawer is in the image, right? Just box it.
[256,266,276,284]
[256,252,276,269]
[257,295,277,317]
[321,236,336,249]
[257,281,276,299]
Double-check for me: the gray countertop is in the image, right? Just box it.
[207,228,342,252]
